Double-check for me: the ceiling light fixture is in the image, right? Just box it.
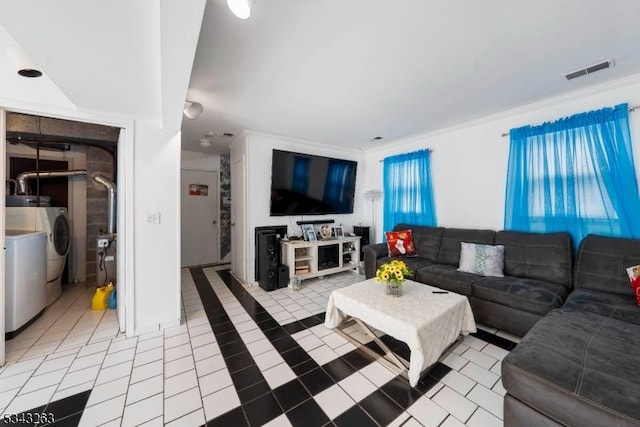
[227,0,257,20]
[7,45,43,78]
[199,138,212,148]
[183,101,203,120]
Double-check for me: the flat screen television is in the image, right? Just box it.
[270,149,357,216]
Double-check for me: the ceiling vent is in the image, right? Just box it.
[369,136,384,142]
[222,132,234,138]
[564,59,614,80]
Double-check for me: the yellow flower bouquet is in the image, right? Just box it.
[375,259,412,296]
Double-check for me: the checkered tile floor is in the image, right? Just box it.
[0,267,520,426]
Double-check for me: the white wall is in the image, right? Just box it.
[363,74,640,243]
[181,150,220,171]
[242,132,366,283]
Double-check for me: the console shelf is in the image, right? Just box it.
[281,236,361,281]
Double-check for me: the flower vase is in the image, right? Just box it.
[386,282,403,297]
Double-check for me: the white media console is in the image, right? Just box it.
[281,236,361,280]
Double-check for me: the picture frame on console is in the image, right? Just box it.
[301,224,314,240]
[306,230,317,241]
[333,226,344,239]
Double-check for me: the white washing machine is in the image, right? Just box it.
[5,230,47,337]
[5,207,71,305]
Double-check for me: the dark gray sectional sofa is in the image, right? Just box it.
[502,234,640,426]
[364,226,640,425]
[363,223,574,337]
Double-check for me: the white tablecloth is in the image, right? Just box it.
[325,279,476,386]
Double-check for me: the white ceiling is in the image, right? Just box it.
[183,0,640,154]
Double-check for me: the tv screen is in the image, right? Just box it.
[270,149,357,216]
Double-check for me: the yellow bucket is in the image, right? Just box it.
[92,283,114,310]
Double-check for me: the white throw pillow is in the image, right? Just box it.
[458,242,505,277]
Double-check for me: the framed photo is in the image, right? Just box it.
[301,224,314,240]
[318,224,333,240]
[306,230,317,241]
[333,226,344,239]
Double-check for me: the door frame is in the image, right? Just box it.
[180,167,220,267]
[0,103,135,366]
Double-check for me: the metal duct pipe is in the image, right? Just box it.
[92,173,117,235]
[15,169,87,194]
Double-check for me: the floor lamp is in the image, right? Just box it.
[364,190,383,238]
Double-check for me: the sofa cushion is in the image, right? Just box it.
[394,224,444,263]
[496,230,573,288]
[436,228,496,266]
[375,256,434,279]
[385,229,417,257]
[563,288,640,326]
[415,264,481,296]
[473,276,568,316]
[458,242,504,277]
[574,234,640,296]
[502,309,640,426]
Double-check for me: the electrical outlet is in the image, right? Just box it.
[146,212,161,224]
[98,239,109,248]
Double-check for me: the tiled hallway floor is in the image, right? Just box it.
[0,267,520,426]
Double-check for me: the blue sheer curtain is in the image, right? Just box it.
[383,149,436,233]
[505,103,640,246]
[323,160,356,211]
[292,156,310,194]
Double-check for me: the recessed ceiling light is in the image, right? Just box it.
[18,68,42,78]
[199,139,211,148]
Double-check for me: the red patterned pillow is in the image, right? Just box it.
[627,265,640,307]
[385,230,417,257]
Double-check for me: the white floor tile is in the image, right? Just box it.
[441,369,476,396]
[136,336,164,353]
[460,362,500,389]
[126,374,163,405]
[307,345,339,366]
[467,384,503,420]
[263,413,293,427]
[165,343,192,363]
[165,355,195,378]
[165,369,199,398]
[165,386,204,423]
[4,385,57,416]
[314,384,355,419]
[359,360,396,387]
[262,362,296,389]
[195,354,226,377]
[86,376,130,407]
[462,348,498,370]
[79,394,127,426]
[432,386,478,424]
[466,407,503,427]
[95,360,134,386]
[254,349,284,371]
[338,372,377,402]
[201,386,240,421]
[407,395,450,427]
[198,368,234,397]
[22,368,67,393]
[58,364,101,391]
[122,393,163,426]
[133,347,164,368]
[130,360,163,384]
[165,408,206,427]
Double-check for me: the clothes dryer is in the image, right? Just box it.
[5,207,70,305]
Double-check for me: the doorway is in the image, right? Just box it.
[181,169,220,267]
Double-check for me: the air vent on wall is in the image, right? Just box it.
[564,59,614,80]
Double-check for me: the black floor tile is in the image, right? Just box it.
[273,379,312,412]
[219,339,249,358]
[208,406,249,427]
[428,362,452,381]
[216,330,242,346]
[238,380,271,405]
[263,327,289,341]
[212,320,235,334]
[254,310,275,323]
[299,367,335,396]
[473,329,518,350]
[5,406,46,426]
[300,315,323,329]
[291,358,319,376]
[243,392,283,427]
[322,357,356,382]
[285,399,330,427]
[341,349,375,371]
[231,365,264,391]
[332,405,378,427]
[256,318,280,331]
[225,352,256,373]
[272,336,298,353]
[358,389,403,426]
[44,389,91,424]
[281,347,312,368]
[415,373,441,395]
[282,321,307,335]
[48,411,83,427]
[364,340,386,356]
[380,375,422,408]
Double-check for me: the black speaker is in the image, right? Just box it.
[278,265,289,288]
[353,226,370,261]
[258,232,280,291]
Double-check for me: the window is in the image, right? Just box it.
[382,149,436,233]
[505,103,640,246]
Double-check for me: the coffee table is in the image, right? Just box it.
[325,278,476,386]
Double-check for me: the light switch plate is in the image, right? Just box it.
[146,212,161,224]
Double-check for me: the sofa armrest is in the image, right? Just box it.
[363,243,388,279]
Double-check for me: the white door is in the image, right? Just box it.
[1,109,6,365]
[181,169,219,267]
[231,156,246,282]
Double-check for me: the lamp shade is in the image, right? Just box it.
[227,0,256,20]
[183,101,203,120]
